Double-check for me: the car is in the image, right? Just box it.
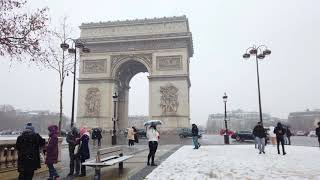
[231,129,270,142]
[178,128,202,138]
[308,130,317,137]
[231,130,254,142]
[136,129,147,138]
[296,131,306,136]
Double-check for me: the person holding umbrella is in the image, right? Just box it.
[145,120,161,166]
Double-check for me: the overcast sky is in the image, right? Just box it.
[1,0,320,126]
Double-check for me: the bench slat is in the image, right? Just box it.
[103,155,133,166]
[98,146,121,155]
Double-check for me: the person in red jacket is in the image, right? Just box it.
[46,125,59,180]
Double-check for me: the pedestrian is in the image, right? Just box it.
[91,128,98,146]
[274,122,287,155]
[78,127,90,177]
[132,126,139,143]
[96,128,102,146]
[127,127,135,146]
[16,123,45,180]
[66,127,80,176]
[192,124,201,149]
[286,126,292,145]
[45,125,59,180]
[269,126,277,146]
[147,125,159,166]
[316,122,320,147]
[253,122,266,154]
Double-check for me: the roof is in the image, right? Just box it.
[80,15,189,29]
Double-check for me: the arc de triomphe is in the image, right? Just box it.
[76,16,193,131]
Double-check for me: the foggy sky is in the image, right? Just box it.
[1,0,320,126]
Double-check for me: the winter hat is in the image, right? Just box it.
[25,122,35,132]
[80,127,88,137]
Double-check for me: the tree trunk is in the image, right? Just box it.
[58,81,63,137]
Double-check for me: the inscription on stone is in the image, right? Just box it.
[156,55,182,70]
[85,88,101,117]
[83,60,106,73]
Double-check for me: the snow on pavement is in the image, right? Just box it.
[145,145,320,180]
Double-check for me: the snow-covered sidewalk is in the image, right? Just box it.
[145,145,320,180]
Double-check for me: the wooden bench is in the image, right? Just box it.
[82,146,133,180]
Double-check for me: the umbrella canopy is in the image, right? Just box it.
[144,119,163,126]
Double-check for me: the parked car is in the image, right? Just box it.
[231,130,254,142]
[136,129,147,138]
[296,131,306,136]
[231,129,270,142]
[308,130,317,137]
[178,128,202,138]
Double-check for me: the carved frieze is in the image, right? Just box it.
[111,53,152,72]
[87,39,190,54]
[83,60,107,74]
[85,88,101,117]
[156,55,182,70]
[160,84,179,114]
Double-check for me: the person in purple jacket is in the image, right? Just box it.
[45,125,59,180]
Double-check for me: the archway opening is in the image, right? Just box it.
[114,59,150,130]
[128,72,149,128]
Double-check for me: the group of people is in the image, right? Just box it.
[253,122,288,155]
[127,126,139,146]
[253,121,320,155]
[66,127,90,177]
[16,123,59,180]
[15,123,91,180]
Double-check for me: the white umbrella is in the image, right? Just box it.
[144,119,163,126]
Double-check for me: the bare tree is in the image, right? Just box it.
[0,0,49,61]
[42,17,75,136]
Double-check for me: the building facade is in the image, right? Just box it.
[206,109,273,133]
[288,109,320,132]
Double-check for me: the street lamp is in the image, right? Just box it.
[223,92,229,144]
[243,45,271,125]
[112,92,118,145]
[60,39,90,128]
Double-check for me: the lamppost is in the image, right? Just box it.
[243,45,271,125]
[60,39,90,128]
[112,92,118,145]
[223,93,229,144]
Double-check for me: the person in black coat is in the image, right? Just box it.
[79,128,90,177]
[132,126,139,143]
[92,128,102,146]
[274,122,287,155]
[286,126,292,145]
[253,122,266,154]
[16,125,45,180]
[316,122,320,147]
[66,127,80,176]
[191,124,201,149]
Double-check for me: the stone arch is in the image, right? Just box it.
[111,54,152,79]
[77,16,193,132]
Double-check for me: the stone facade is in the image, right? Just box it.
[76,16,193,131]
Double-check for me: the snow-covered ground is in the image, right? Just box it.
[145,145,320,180]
